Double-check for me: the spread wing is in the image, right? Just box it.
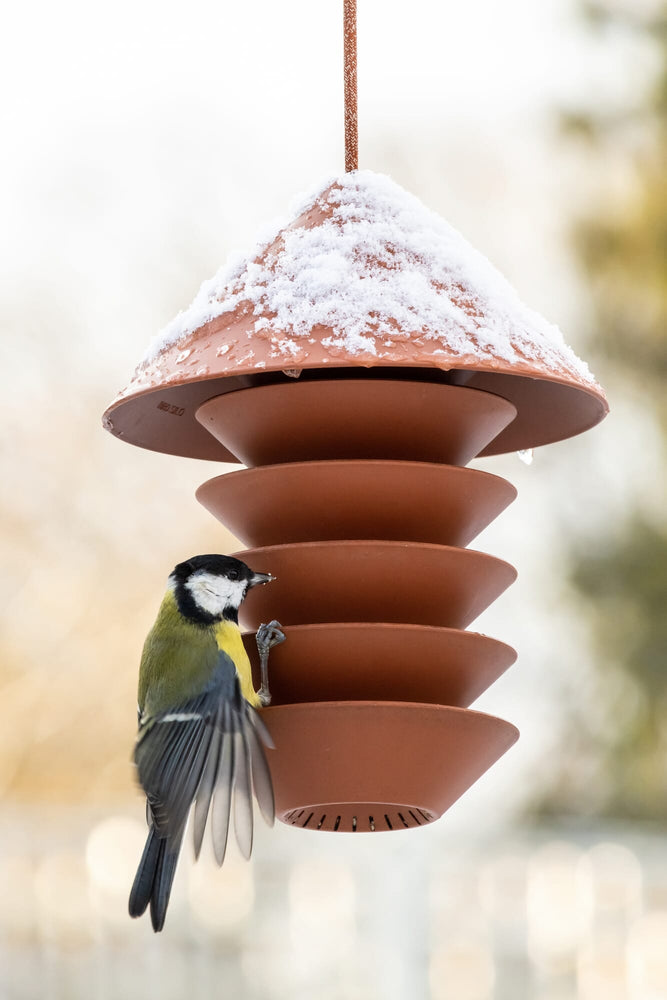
[134,650,275,865]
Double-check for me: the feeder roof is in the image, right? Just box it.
[103,170,608,460]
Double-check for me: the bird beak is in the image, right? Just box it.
[249,571,275,588]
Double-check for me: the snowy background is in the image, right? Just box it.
[1,0,665,997]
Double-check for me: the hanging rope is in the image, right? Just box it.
[344,0,358,172]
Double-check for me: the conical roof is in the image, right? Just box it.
[103,170,607,459]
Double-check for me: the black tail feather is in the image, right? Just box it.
[128,826,161,919]
[129,825,182,932]
[150,834,182,932]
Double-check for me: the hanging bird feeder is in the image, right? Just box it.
[104,1,608,833]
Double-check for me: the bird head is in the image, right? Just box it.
[169,554,274,624]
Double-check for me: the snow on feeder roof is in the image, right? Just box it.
[104,170,608,461]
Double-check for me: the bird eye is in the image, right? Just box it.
[228,569,240,581]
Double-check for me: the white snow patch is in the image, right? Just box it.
[322,332,377,356]
[272,338,300,358]
[140,170,597,384]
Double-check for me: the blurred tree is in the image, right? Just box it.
[533,0,667,820]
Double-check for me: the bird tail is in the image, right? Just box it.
[128,825,183,932]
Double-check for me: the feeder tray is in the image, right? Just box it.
[242,623,517,708]
[195,380,518,467]
[235,540,517,630]
[262,702,519,832]
[197,460,517,548]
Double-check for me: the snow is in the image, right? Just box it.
[322,332,377,356]
[140,170,597,385]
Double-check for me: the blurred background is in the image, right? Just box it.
[2,0,666,996]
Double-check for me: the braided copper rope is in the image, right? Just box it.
[344,0,358,172]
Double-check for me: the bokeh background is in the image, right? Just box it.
[2,0,666,996]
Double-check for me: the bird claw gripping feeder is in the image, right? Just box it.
[104,1,608,834]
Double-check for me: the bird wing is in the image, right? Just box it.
[134,649,275,865]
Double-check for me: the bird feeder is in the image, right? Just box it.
[103,3,607,834]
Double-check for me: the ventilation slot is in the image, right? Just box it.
[282,805,438,832]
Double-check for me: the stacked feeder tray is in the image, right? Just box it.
[104,171,608,833]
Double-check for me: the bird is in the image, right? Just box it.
[128,553,285,932]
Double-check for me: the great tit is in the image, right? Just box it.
[128,553,285,932]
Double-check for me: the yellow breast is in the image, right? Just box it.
[214,619,260,708]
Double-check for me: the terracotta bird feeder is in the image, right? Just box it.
[103,1,608,831]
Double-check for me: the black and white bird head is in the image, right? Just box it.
[169,554,274,625]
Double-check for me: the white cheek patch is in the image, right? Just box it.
[185,571,248,616]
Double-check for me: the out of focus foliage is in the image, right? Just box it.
[536,1,667,821]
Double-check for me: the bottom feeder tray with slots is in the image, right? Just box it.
[261,701,519,833]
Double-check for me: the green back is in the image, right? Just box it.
[138,591,218,718]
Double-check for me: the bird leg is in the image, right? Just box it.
[255,620,285,707]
